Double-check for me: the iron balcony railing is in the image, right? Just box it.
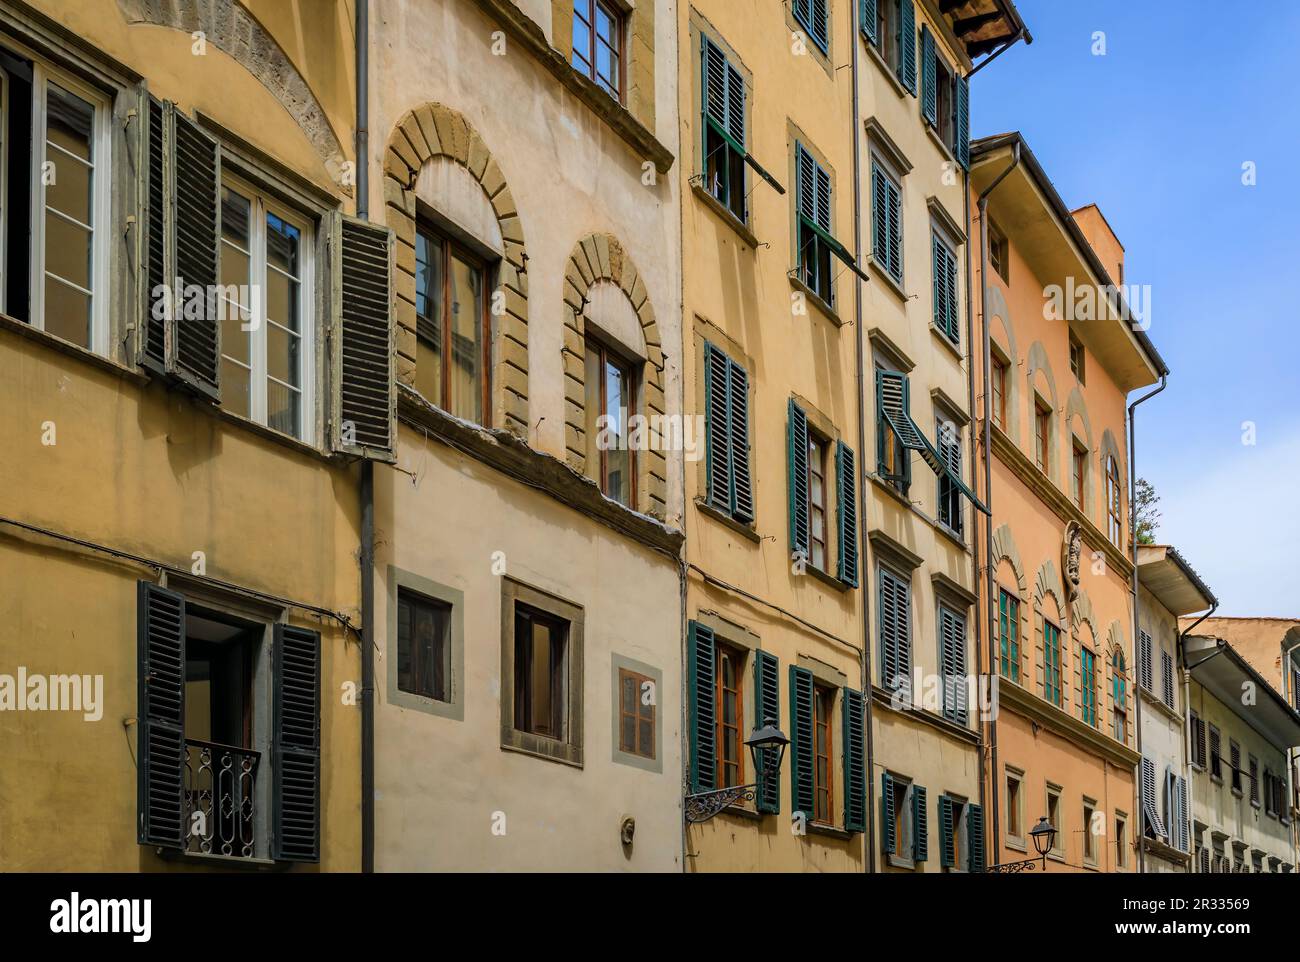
[184,738,260,859]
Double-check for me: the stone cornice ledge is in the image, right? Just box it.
[473,0,675,174]
[998,676,1140,769]
[398,389,684,559]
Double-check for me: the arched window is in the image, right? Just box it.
[1112,651,1128,742]
[1043,617,1062,706]
[583,336,637,507]
[1080,644,1097,727]
[1105,455,1122,545]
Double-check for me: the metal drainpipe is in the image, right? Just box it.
[1177,601,1218,872]
[355,0,375,876]
[849,0,875,873]
[1129,373,1167,876]
[977,142,1019,857]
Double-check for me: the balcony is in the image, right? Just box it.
[184,739,260,860]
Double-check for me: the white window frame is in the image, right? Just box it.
[27,58,112,355]
[220,171,315,445]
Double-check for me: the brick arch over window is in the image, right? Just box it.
[382,104,529,438]
[563,233,666,520]
[116,0,347,182]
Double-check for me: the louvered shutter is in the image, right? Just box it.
[1138,629,1153,690]
[704,343,733,513]
[967,803,984,872]
[912,784,928,861]
[1141,756,1166,840]
[879,567,911,691]
[788,399,810,560]
[796,145,817,225]
[272,624,321,862]
[811,0,829,51]
[881,772,895,853]
[789,665,816,819]
[139,94,168,373]
[170,109,222,398]
[137,581,186,850]
[687,621,717,794]
[753,650,780,814]
[861,0,878,45]
[703,37,745,151]
[933,236,958,342]
[1177,776,1190,851]
[954,73,971,170]
[920,25,937,127]
[842,686,866,832]
[835,442,859,587]
[1199,846,1210,873]
[331,213,396,461]
[939,796,955,867]
[1164,766,1175,841]
[899,0,917,94]
[1160,649,1174,707]
[939,606,967,725]
[887,175,903,281]
[728,360,754,523]
[871,166,887,270]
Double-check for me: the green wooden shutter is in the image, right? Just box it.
[899,0,917,94]
[932,235,958,343]
[887,175,903,282]
[137,581,186,850]
[842,686,866,832]
[703,343,733,514]
[920,24,937,127]
[728,359,754,523]
[753,650,781,814]
[939,605,967,725]
[881,772,895,854]
[879,567,911,692]
[913,784,929,861]
[939,796,955,867]
[687,621,717,793]
[861,0,878,45]
[789,665,815,819]
[871,165,888,271]
[170,108,222,400]
[835,441,859,586]
[139,95,168,374]
[967,802,985,872]
[272,624,321,862]
[703,37,746,151]
[811,0,830,51]
[788,399,810,560]
[955,73,971,170]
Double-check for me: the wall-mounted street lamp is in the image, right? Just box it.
[988,817,1057,873]
[684,719,789,824]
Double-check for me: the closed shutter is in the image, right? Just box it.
[728,361,754,523]
[939,795,955,867]
[272,624,321,862]
[753,650,781,814]
[871,164,904,284]
[899,0,917,94]
[939,605,967,725]
[1209,725,1221,777]
[170,109,222,397]
[1198,846,1210,873]
[702,36,745,151]
[954,73,971,170]
[331,214,396,461]
[912,784,928,861]
[835,441,859,587]
[704,343,733,513]
[878,567,911,691]
[687,621,717,793]
[788,399,810,559]
[1177,776,1190,851]
[861,0,878,45]
[967,802,984,872]
[932,236,958,343]
[1141,756,1166,840]
[810,0,830,51]
[1160,649,1174,707]
[796,145,832,233]
[139,94,168,373]
[842,686,866,832]
[136,581,186,850]
[920,24,937,127]
[789,666,816,819]
[881,772,895,854]
[1138,629,1153,690]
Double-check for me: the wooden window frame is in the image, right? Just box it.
[1082,798,1097,867]
[991,356,1008,431]
[715,641,746,789]
[617,666,656,760]
[1069,331,1086,384]
[1005,767,1024,845]
[813,683,835,825]
[584,335,638,507]
[1114,812,1128,869]
[1080,645,1097,727]
[1034,401,1050,473]
[1072,441,1087,510]
[396,586,451,703]
[1043,618,1062,706]
[572,0,625,103]
[988,218,1009,283]
[999,588,1020,683]
[1111,652,1127,742]
[1106,455,1123,546]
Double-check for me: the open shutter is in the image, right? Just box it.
[170,109,222,399]
[138,94,168,373]
[881,772,895,854]
[920,25,937,127]
[899,0,917,94]
[1177,776,1190,851]
[704,343,733,514]
[811,0,829,50]
[753,650,781,814]
[789,665,815,819]
[728,360,754,523]
[137,581,186,850]
[835,442,859,587]
[272,624,321,862]
[939,796,955,867]
[955,73,971,170]
[842,686,866,832]
[331,213,396,461]
[788,399,810,560]
[913,784,928,861]
[861,0,878,45]
[1141,756,1166,840]
[687,621,717,794]
[967,803,985,872]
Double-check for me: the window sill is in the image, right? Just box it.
[501,733,584,769]
[716,802,763,821]
[868,258,909,303]
[885,853,917,869]
[930,323,964,362]
[1005,836,1027,854]
[0,313,148,386]
[807,822,853,841]
[694,497,762,544]
[789,273,845,328]
[863,40,909,100]
[209,405,333,464]
[935,520,969,552]
[691,183,762,249]
[924,122,958,167]
[158,849,283,870]
[802,561,852,593]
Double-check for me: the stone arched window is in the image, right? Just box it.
[1109,643,1129,743]
[383,104,529,438]
[1065,386,1094,517]
[1025,341,1059,480]
[562,234,667,520]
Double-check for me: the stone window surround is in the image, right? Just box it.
[385,565,465,722]
[610,653,663,773]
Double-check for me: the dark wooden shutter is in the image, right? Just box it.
[170,109,221,398]
[881,772,895,853]
[879,567,911,692]
[899,0,917,94]
[332,214,396,461]
[835,441,859,587]
[137,581,187,849]
[872,166,903,282]
[861,0,878,45]
[788,399,810,559]
[967,802,985,872]
[955,73,971,170]
[139,94,168,373]
[939,605,967,725]
[704,343,733,514]
[788,665,815,819]
[1161,649,1175,707]
[939,795,954,867]
[920,24,937,127]
[1177,776,1189,851]
[272,624,321,862]
[912,784,928,861]
[1141,756,1166,839]
[796,144,817,224]
[842,686,866,832]
[687,621,717,794]
[1138,629,1152,690]
[753,650,781,814]
[728,359,754,523]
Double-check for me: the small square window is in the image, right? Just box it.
[397,588,451,702]
[617,667,655,760]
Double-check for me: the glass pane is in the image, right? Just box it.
[266,322,299,387]
[584,345,602,480]
[638,719,652,754]
[267,379,299,437]
[44,213,91,289]
[447,254,482,423]
[604,357,630,504]
[266,213,300,277]
[222,188,251,250]
[621,714,635,753]
[46,83,93,163]
[530,620,554,736]
[222,308,250,366]
[266,267,300,336]
[43,277,90,347]
[572,6,591,67]
[221,358,251,418]
[220,242,252,313]
[415,233,443,407]
[46,153,92,225]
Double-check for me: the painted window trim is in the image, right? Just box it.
[611,653,664,773]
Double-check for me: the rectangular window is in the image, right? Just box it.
[701,36,747,222]
[1112,655,1127,742]
[1043,619,1062,706]
[1115,814,1128,869]
[1034,402,1050,472]
[1072,443,1086,510]
[1005,769,1023,841]
[415,223,488,426]
[703,341,754,524]
[1082,799,1097,866]
[934,55,954,151]
[808,432,829,571]
[885,773,912,861]
[936,417,962,534]
[396,588,450,702]
[1249,755,1259,807]
[219,178,314,441]
[871,160,904,284]
[1230,740,1242,793]
[715,642,745,788]
[991,356,1008,431]
[1081,646,1097,727]
[795,143,835,305]
[931,230,959,343]
[1046,786,1063,856]
[988,219,1009,283]
[502,581,584,766]
[1106,456,1123,546]
[513,604,568,740]
[875,365,910,494]
[618,667,655,760]
[1209,725,1222,781]
[872,0,901,71]
[793,0,830,52]
[813,684,835,824]
[1069,331,1086,384]
[878,566,911,693]
[998,589,1020,682]
[584,338,636,507]
[572,0,623,100]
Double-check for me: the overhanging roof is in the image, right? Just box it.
[971,133,1169,391]
[934,0,1032,60]
[1137,544,1217,617]
[1185,635,1300,749]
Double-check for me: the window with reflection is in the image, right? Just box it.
[715,642,745,788]
[584,338,636,506]
[572,0,623,100]
[415,223,489,426]
[513,604,568,741]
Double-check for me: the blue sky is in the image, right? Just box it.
[970,0,1300,616]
